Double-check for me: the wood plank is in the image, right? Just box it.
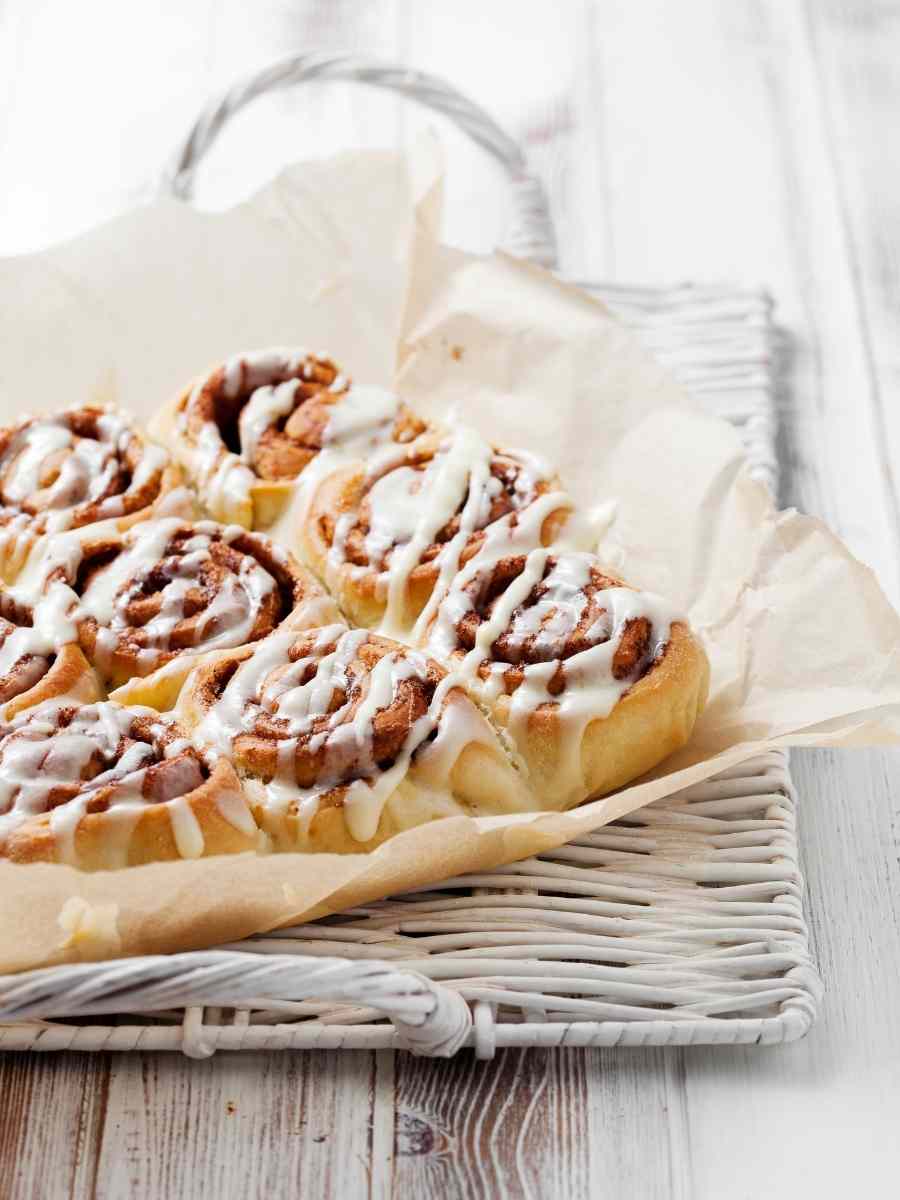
[90,1047,384,1200]
[683,746,900,1199]
[580,0,900,602]
[0,1052,109,1199]
[807,0,900,605]
[392,1048,591,1199]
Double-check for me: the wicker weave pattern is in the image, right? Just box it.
[0,60,819,1058]
[0,751,818,1057]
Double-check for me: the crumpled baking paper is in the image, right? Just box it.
[0,144,898,974]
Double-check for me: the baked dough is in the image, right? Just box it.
[0,699,259,868]
[178,625,536,853]
[0,354,709,865]
[425,549,709,806]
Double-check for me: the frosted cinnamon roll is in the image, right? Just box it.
[178,625,536,853]
[0,406,184,580]
[154,348,426,528]
[427,550,709,809]
[302,425,572,637]
[27,517,341,708]
[0,587,102,721]
[0,699,258,869]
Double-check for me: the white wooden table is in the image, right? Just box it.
[2,3,899,1196]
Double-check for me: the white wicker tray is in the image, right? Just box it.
[0,56,821,1059]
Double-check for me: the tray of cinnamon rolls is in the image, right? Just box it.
[0,349,709,871]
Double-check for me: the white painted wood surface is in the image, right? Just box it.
[1,2,898,1196]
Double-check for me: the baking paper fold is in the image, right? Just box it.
[1,145,899,975]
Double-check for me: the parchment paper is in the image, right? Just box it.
[1,145,898,975]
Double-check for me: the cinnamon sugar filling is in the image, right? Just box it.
[320,451,545,571]
[0,406,170,532]
[452,554,656,693]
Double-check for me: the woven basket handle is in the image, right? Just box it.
[161,51,557,268]
[0,950,471,1058]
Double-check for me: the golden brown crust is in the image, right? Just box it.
[432,551,710,809]
[249,752,518,855]
[490,620,709,807]
[2,643,102,722]
[0,701,259,869]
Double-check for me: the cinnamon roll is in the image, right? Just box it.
[154,348,426,528]
[426,550,709,809]
[178,625,536,853]
[302,426,573,637]
[26,517,342,708]
[0,406,185,580]
[0,587,101,721]
[0,699,258,869]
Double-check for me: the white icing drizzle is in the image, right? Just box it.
[152,485,196,520]
[417,487,572,659]
[0,700,226,863]
[0,625,48,697]
[190,423,257,524]
[79,519,187,626]
[0,580,87,705]
[238,380,302,466]
[193,626,480,844]
[323,419,573,642]
[166,795,205,860]
[330,425,498,637]
[0,409,169,534]
[428,547,680,804]
[179,348,336,522]
[289,385,416,547]
[21,518,282,677]
[321,385,400,456]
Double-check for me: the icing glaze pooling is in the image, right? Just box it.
[321,385,400,456]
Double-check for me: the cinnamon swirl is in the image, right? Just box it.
[0,699,258,869]
[426,550,709,809]
[0,406,184,580]
[0,587,101,721]
[178,625,536,853]
[25,517,341,707]
[302,426,572,637]
[154,349,426,527]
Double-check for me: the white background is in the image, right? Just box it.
[1,2,898,1197]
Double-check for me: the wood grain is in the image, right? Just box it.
[0,1053,109,1198]
[90,1049,382,1199]
[1,1,899,1197]
[393,1049,593,1198]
